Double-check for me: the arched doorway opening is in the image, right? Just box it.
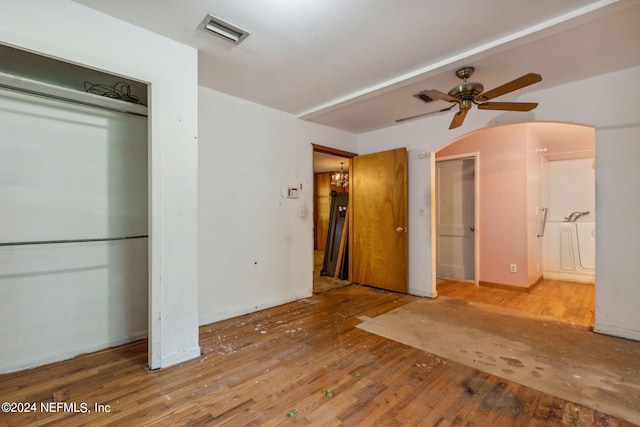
[432,121,596,327]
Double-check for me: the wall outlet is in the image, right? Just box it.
[509,264,517,273]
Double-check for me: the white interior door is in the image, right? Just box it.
[436,157,475,281]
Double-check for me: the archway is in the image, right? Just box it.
[431,121,595,327]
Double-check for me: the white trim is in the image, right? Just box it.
[430,153,437,298]
[593,323,640,342]
[407,287,431,298]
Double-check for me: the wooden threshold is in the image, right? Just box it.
[480,280,529,293]
[479,275,542,293]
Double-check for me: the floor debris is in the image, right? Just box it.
[52,388,69,402]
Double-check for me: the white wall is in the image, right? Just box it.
[594,125,640,340]
[545,158,595,222]
[0,240,148,373]
[358,65,640,341]
[0,0,199,370]
[198,87,357,325]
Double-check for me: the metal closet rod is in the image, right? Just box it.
[0,72,148,118]
[0,235,149,247]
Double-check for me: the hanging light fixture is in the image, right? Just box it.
[331,162,349,187]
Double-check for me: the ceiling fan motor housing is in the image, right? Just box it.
[459,99,473,111]
[448,82,484,101]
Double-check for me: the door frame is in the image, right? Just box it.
[432,152,480,288]
[311,144,357,283]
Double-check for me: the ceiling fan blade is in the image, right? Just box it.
[449,109,468,129]
[476,73,542,101]
[417,89,459,103]
[395,104,457,123]
[477,102,538,111]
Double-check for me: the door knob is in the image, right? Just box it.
[396,227,406,232]
[470,227,475,231]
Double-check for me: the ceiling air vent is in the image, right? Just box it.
[413,92,434,103]
[199,14,250,45]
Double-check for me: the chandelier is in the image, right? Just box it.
[331,162,349,187]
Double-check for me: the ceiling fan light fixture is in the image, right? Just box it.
[199,14,250,45]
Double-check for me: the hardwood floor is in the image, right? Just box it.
[437,278,595,327]
[313,249,350,293]
[0,285,631,426]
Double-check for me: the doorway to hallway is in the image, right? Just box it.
[435,155,477,283]
[312,145,354,293]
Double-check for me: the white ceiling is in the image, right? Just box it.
[77,0,640,135]
[314,152,350,174]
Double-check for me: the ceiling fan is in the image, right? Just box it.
[396,67,542,129]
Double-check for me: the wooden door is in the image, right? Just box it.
[350,148,407,292]
[436,158,475,280]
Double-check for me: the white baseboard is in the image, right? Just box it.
[593,323,640,342]
[198,292,313,328]
[0,331,148,375]
[159,345,202,369]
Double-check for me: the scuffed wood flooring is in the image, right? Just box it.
[437,279,595,327]
[0,285,631,426]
